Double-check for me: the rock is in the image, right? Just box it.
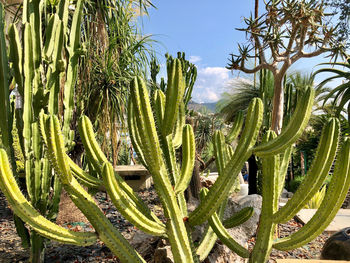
[129,230,159,261]
[154,246,174,263]
[281,188,293,198]
[204,243,245,263]
[321,227,350,260]
[224,194,262,246]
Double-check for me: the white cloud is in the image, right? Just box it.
[192,66,235,103]
[189,55,202,64]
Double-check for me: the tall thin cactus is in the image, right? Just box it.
[0,0,83,261]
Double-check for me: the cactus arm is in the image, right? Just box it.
[8,24,23,94]
[213,131,226,176]
[276,145,293,198]
[162,134,178,185]
[196,225,217,262]
[23,23,34,201]
[175,125,195,194]
[130,77,194,262]
[0,3,10,154]
[62,0,84,147]
[0,149,98,246]
[188,98,263,226]
[208,210,250,258]
[273,118,340,223]
[29,0,43,69]
[254,87,315,157]
[32,122,42,205]
[102,162,167,236]
[163,59,185,136]
[153,89,165,129]
[78,115,105,171]
[47,19,64,115]
[273,138,350,251]
[172,101,185,149]
[226,111,244,144]
[78,115,158,222]
[127,100,148,168]
[43,14,59,61]
[196,188,250,258]
[68,157,102,188]
[249,131,280,263]
[223,207,254,228]
[44,116,146,262]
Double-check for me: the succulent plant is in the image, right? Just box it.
[0,3,349,261]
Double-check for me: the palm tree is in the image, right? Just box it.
[78,0,154,167]
[314,58,350,123]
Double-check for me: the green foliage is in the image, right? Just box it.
[304,185,326,209]
[288,176,305,193]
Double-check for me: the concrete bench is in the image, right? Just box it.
[115,165,152,191]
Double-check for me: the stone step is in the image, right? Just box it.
[295,209,350,233]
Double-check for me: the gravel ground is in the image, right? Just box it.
[0,188,332,263]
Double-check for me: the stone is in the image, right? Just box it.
[296,209,350,233]
[281,188,293,198]
[154,246,174,263]
[321,227,350,260]
[224,194,262,246]
[203,243,245,263]
[129,230,159,261]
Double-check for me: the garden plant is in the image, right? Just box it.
[1,1,350,263]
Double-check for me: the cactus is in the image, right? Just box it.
[0,0,83,261]
[1,11,350,261]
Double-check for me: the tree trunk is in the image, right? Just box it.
[185,157,202,200]
[111,121,119,168]
[271,76,284,134]
[248,154,258,195]
[300,151,305,176]
[254,0,259,19]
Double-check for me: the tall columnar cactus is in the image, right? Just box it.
[1,47,350,263]
[0,0,83,261]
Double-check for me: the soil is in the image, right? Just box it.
[0,188,339,263]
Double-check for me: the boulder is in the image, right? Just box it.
[224,194,262,246]
[321,227,350,260]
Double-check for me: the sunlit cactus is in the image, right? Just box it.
[0,16,350,262]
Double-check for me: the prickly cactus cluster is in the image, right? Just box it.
[0,1,350,262]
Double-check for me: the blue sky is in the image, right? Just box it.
[141,1,342,103]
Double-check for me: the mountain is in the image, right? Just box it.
[188,100,217,113]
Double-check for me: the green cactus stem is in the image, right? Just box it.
[0,149,98,246]
[189,98,263,226]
